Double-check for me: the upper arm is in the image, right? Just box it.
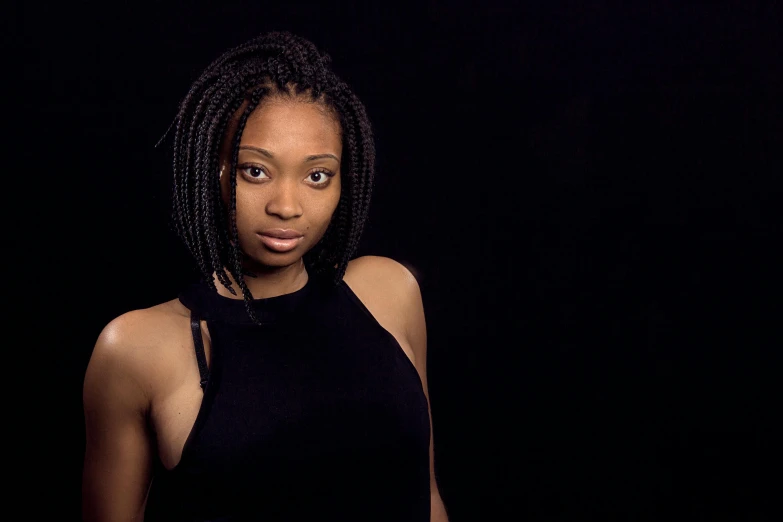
[344,257,441,490]
[388,263,442,495]
[82,313,156,522]
[386,263,449,518]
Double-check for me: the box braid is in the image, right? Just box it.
[162,31,375,325]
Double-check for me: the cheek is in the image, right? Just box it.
[232,190,261,234]
[301,192,340,239]
[321,186,342,226]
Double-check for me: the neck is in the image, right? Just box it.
[212,259,309,300]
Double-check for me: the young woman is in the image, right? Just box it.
[82,31,449,521]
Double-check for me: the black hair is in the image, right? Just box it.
[161,31,375,324]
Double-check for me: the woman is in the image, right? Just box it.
[82,31,448,521]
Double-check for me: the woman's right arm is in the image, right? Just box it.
[82,314,155,522]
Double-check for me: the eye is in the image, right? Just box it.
[306,169,333,186]
[238,164,270,181]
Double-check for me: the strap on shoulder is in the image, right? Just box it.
[190,312,210,390]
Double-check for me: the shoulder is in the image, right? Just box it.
[84,299,190,406]
[92,299,187,363]
[343,255,426,347]
[344,255,422,305]
[344,255,421,292]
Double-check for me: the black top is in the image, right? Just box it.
[144,276,431,521]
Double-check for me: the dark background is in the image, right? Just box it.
[12,1,781,520]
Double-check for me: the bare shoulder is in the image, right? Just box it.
[343,255,422,298]
[92,299,188,362]
[343,256,425,349]
[84,298,191,403]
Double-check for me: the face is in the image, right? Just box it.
[219,95,343,271]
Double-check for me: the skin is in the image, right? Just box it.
[82,92,448,521]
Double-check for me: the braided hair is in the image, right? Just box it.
[162,31,375,324]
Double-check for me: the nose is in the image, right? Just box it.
[265,179,303,220]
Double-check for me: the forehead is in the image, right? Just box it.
[240,98,342,154]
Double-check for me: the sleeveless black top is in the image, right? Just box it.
[144,276,431,521]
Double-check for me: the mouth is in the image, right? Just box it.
[256,233,304,253]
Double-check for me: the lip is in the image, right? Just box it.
[256,230,304,253]
[259,228,304,239]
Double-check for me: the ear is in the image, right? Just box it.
[219,159,231,208]
[218,120,237,209]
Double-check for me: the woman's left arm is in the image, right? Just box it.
[399,265,449,522]
[345,256,449,521]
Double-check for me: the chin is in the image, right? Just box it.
[245,250,306,271]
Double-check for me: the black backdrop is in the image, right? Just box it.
[12,1,781,520]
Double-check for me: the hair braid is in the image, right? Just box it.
[204,95,245,293]
[195,77,257,290]
[227,87,265,323]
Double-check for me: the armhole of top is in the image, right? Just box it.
[339,280,379,324]
[338,280,425,391]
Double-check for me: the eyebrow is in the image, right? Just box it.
[239,146,339,163]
